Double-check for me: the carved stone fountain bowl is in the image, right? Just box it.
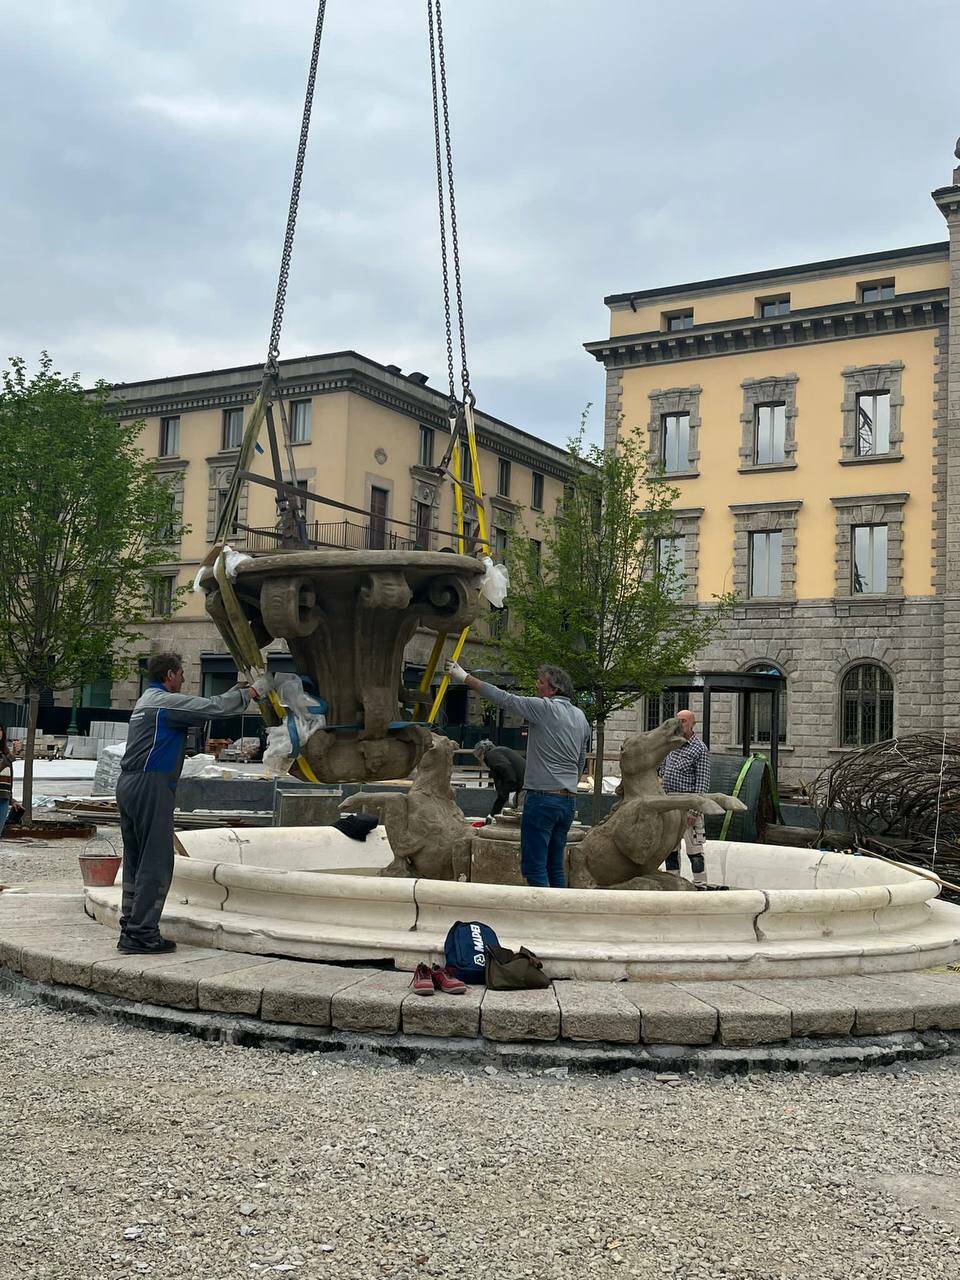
[203,550,486,782]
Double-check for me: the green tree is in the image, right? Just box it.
[0,353,184,819]
[500,417,733,822]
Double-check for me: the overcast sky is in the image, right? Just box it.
[1,0,958,446]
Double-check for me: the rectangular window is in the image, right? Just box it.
[414,500,432,550]
[151,574,175,618]
[497,458,511,498]
[661,413,690,473]
[859,280,895,304]
[290,399,312,444]
[494,527,509,560]
[531,472,544,510]
[754,403,786,465]
[856,391,891,456]
[418,425,435,468]
[759,296,790,318]
[530,538,542,574]
[852,524,888,594]
[645,689,678,731]
[459,440,473,486]
[222,408,243,450]
[656,535,686,598]
[216,487,240,538]
[749,530,783,598]
[369,486,389,550]
[664,310,693,332]
[159,486,179,544]
[159,416,180,457]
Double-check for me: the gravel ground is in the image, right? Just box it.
[3,839,960,1279]
[2,995,960,1280]
[0,834,104,889]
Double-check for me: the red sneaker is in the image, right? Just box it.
[431,964,467,995]
[410,963,435,996]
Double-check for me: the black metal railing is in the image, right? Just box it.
[238,519,421,553]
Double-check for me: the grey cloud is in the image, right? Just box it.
[1,0,958,447]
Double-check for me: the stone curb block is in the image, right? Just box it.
[481,987,560,1042]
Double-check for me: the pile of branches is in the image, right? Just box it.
[812,734,960,890]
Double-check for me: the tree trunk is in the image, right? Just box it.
[22,689,40,824]
[591,718,606,826]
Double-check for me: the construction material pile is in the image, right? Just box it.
[812,733,960,889]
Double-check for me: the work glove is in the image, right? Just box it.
[444,659,468,685]
[250,672,275,699]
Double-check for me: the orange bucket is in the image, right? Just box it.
[78,854,122,887]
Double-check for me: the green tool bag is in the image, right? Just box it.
[484,944,551,991]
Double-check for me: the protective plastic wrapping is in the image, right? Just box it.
[93,743,125,795]
[262,674,328,775]
[192,544,254,594]
[479,555,509,608]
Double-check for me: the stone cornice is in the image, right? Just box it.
[932,183,960,217]
[585,290,948,369]
[109,361,574,481]
[729,499,803,515]
[830,492,909,508]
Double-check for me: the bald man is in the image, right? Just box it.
[658,708,711,888]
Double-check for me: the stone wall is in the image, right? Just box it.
[600,597,943,789]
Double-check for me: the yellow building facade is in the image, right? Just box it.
[107,349,570,728]
[586,144,960,785]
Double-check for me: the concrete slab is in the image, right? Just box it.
[260,964,377,1026]
[619,982,718,1045]
[197,960,311,1016]
[675,981,792,1046]
[481,987,560,1042]
[2,925,104,979]
[818,976,918,1035]
[90,946,216,1000]
[554,980,641,1044]
[842,973,960,1032]
[402,984,484,1038]
[734,978,856,1038]
[50,937,132,988]
[137,952,289,1010]
[331,970,411,1033]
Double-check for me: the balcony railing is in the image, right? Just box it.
[238,518,421,554]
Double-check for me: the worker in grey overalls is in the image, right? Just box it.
[115,651,267,954]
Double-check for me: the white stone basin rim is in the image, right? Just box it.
[83,833,960,980]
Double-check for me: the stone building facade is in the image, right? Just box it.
[78,350,571,730]
[586,142,960,788]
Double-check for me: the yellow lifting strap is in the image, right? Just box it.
[413,398,491,723]
[211,553,322,784]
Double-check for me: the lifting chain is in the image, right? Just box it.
[427,0,471,413]
[267,0,329,368]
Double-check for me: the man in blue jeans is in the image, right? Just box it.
[444,660,591,888]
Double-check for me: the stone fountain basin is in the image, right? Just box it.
[84,829,960,981]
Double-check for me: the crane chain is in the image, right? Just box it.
[427,0,470,411]
[267,0,329,367]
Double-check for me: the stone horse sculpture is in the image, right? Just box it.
[338,734,471,880]
[569,717,746,890]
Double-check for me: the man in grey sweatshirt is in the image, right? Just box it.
[445,660,591,888]
[115,651,266,954]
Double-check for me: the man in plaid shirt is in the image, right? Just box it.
[658,709,710,887]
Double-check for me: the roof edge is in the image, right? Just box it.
[604,241,949,308]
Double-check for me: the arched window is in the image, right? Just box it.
[740,662,787,745]
[840,662,894,746]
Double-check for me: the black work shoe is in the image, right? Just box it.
[117,936,177,955]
